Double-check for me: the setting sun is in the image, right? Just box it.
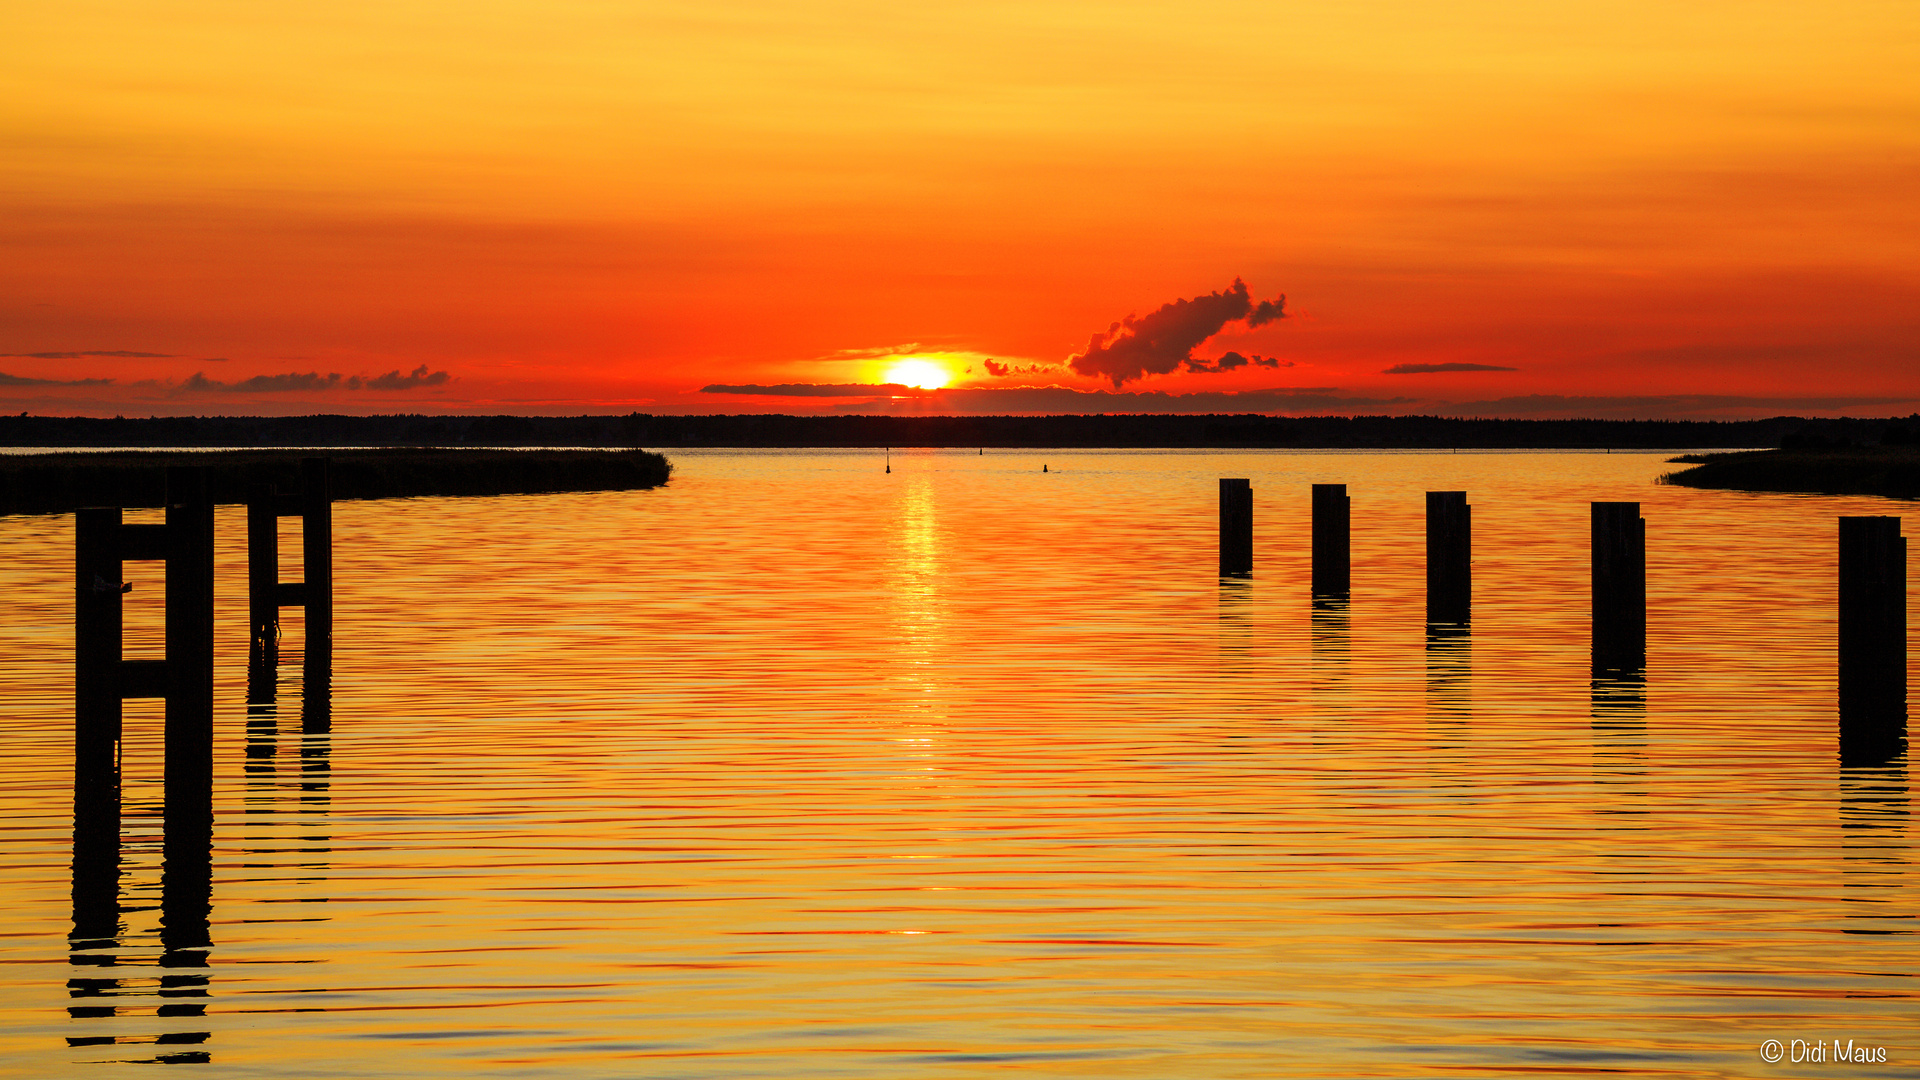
[882,358,952,390]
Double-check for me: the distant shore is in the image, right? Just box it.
[3,411,1916,450]
[0,448,671,517]
[1661,447,1920,501]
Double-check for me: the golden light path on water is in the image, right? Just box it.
[0,449,1914,1077]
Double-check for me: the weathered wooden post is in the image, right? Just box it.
[1426,491,1470,626]
[302,458,333,685]
[73,507,124,951]
[164,467,216,916]
[1839,516,1906,765]
[1591,501,1646,672]
[1218,478,1252,576]
[1311,483,1350,596]
[247,483,278,642]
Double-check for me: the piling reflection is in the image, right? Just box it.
[1590,671,1648,814]
[300,656,333,856]
[1839,759,1909,934]
[246,637,279,831]
[67,746,213,1063]
[65,637,335,1065]
[1424,624,1471,733]
[1217,577,1254,675]
[1310,597,1350,730]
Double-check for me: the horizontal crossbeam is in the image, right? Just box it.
[119,659,168,699]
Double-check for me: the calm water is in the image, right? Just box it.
[0,449,1914,1078]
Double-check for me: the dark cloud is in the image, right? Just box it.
[1069,279,1288,387]
[1185,351,1292,374]
[1384,363,1518,374]
[702,383,931,397]
[1248,295,1287,327]
[0,370,115,387]
[179,371,343,394]
[1,350,174,359]
[349,365,451,390]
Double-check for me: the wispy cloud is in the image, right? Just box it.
[983,359,1062,377]
[1186,351,1290,374]
[821,343,924,360]
[178,371,342,394]
[702,383,932,397]
[173,366,453,394]
[0,370,116,387]
[351,365,451,390]
[1384,362,1517,374]
[822,385,1400,414]
[1428,393,1920,418]
[0,350,174,359]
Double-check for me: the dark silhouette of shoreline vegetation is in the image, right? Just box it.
[0,448,671,517]
[3,411,1917,450]
[7,412,1917,513]
[1662,445,1920,501]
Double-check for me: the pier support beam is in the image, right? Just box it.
[247,484,278,642]
[164,468,215,871]
[73,507,124,950]
[1426,491,1470,627]
[302,458,333,686]
[1311,484,1350,597]
[1591,501,1646,673]
[1218,478,1252,576]
[1840,516,1907,766]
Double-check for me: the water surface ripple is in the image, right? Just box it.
[0,450,1914,1077]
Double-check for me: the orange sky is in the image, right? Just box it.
[3,0,1916,418]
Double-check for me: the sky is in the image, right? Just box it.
[2,0,1916,418]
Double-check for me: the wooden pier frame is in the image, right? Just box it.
[246,458,333,680]
[1591,501,1646,673]
[1426,491,1471,626]
[1311,484,1350,597]
[73,469,216,950]
[1839,516,1907,765]
[1218,478,1252,576]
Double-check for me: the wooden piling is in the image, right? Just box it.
[247,483,278,641]
[164,468,215,840]
[73,506,124,948]
[1425,491,1471,626]
[75,508,123,780]
[1839,516,1906,765]
[301,458,332,682]
[1591,501,1646,672]
[1218,478,1252,576]
[1311,484,1350,596]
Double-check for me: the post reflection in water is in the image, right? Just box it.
[245,637,278,831]
[1839,759,1909,934]
[64,638,333,1066]
[1309,597,1350,732]
[1424,625,1472,777]
[66,719,212,1065]
[1590,670,1649,815]
[1216,577,1253,676]
[299,648,333,858]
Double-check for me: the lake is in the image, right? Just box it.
[0,449,1913,1077]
